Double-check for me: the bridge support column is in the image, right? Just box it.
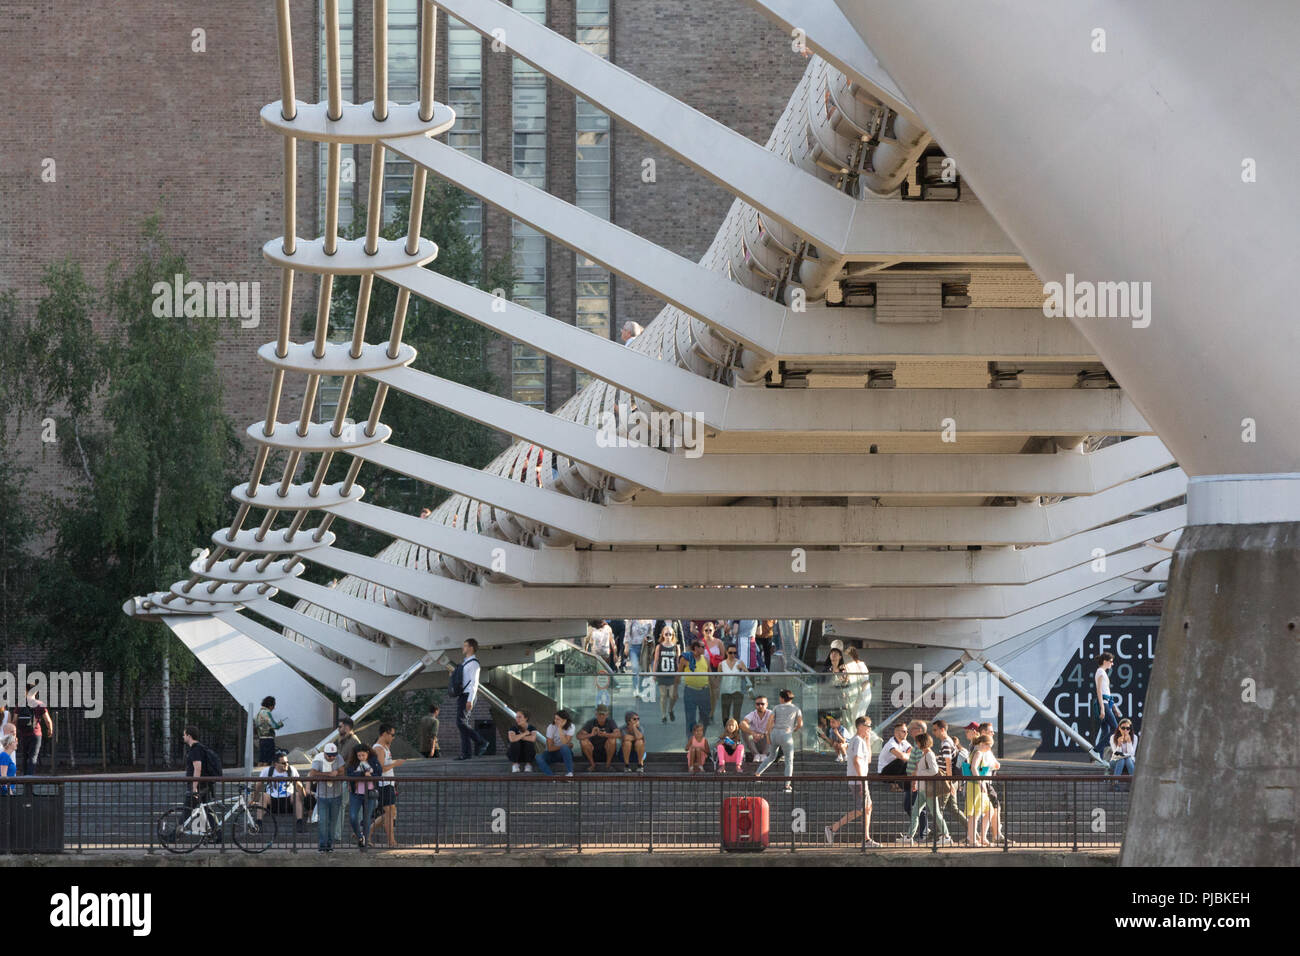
[1121,477,1300,866]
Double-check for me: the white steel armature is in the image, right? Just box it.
[129,0,1187,720]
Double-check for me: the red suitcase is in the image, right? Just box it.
[721,796,770,852]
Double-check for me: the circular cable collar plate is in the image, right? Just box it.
[257,340,415,375]
[188,555,307,585]
[168,580,274,605]
[211,527,336,554]
[262,236,437,274]
[137,591,233,616]
[261,100,456,143]
[229,479,365,512]
[246,420,391,453]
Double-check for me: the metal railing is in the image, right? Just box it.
[0,773,1130,854]
[25,704,248,773]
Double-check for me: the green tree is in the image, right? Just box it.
[302,181,513,564]
[0,290,37,639]
[19,218,245,757]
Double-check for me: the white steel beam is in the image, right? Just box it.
[369,364,1151,442]
[428,0,1016,259]
[356,434,1172,504]
[213,608,384,694]
[383,134,788,355]
[306,506,1185,590]
[383,136,1019,364]
[241,596,405,672]
[739,0,918,122]
[292,542,1166,622]
[777,303,1098,362]
[390,262,1095,367]
[836,0,1300,475]
[825,577,1155,651]
[330,468,1183,551]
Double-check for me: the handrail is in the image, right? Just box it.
[4,772,1122,784]
[537,638,616,674]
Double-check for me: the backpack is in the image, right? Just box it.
[448,662,465,697]
[15,706,36,733]
[189,743,222,778]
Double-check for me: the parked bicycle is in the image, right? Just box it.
[156,785,275,854]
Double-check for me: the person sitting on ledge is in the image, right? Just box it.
[686,724,710,773]
[578,705,622,771]
[622,711,647,773]
[715,718,745,773]
[507,709,540,773]
[534,710,576,776]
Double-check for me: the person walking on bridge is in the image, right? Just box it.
[653,624,681,722]
[825,716,880,846]
[454,639,489,760]
[754,689,803,793]
[368,724,408,848]
[1093,652,1121,748]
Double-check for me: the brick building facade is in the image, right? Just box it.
[1,0,801,707]
[3,0,801,517]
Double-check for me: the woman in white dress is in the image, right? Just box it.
[844,647,872,724]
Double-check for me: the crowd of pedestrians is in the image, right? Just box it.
[585,619,781,687]
[823,716,1012,847]
[162,639,1138,854]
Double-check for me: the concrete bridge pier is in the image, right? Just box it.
[1120,480,1299,866]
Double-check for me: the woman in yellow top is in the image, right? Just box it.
[678,639,713,746]
[964,734,999,846]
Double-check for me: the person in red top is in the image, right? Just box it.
[699,622,726,722]
[17,683,53,776]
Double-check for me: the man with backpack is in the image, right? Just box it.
[183,727,222,801]
[182,727,222,837]
[16,682,53,776]
[932,719,967,835]
[451,639,489,760]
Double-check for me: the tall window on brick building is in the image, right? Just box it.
[317,0,357,424]
[446,18,483,248]
[380,0,422,219]
[318,0,356,234]
[317,0,423,424]
[574,0,611,390]
[511,0,548,408]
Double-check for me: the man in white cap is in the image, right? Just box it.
[309,742,346,853]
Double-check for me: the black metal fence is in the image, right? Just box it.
[0,773,1130,854]
[38,704,249,773]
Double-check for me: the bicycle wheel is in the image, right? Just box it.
[157,806,206,854]
[232,805,276,853]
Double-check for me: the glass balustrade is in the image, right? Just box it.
[497,634,884,757]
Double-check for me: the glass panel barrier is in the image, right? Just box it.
[498,640,884,757]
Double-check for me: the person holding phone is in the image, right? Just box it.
[345,744,382,850]
[1109,719,1138,791]
[535,711,576,776]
